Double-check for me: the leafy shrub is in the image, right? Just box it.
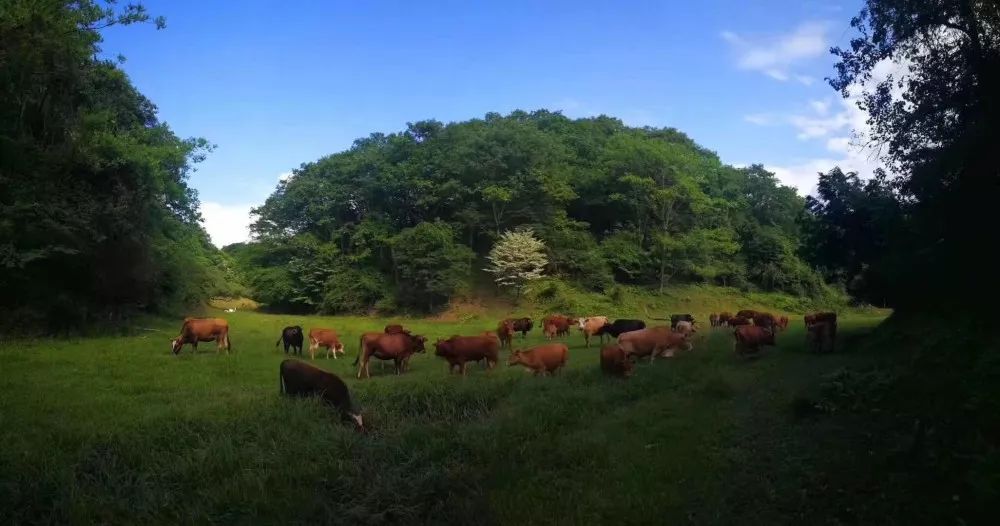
[390,222,474,311]
[319,266,388,314]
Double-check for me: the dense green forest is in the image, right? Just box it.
[227,113,831,313]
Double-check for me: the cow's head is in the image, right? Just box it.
[433,339,450,356]
[410,335,427,353]
[342,400,365,431]
[508,350,524,366]
[576,318,587,329]
[170,337,183,354]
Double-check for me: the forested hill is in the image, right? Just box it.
[230,111,833,313]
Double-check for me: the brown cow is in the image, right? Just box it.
[542,314,572,339]
[736,309,758,319]
[806,320,835,353]
[674,320,696,335]
[577,316,609,347]
[728,316,752,327]
[509,317,533,338]
[718,312,732,325]
[709,313,719,328]
[279,359,363,430]
[777,316,789,330]
[355,332,427,379]
[433,335,499,375]
[733,325,775,356]
[752,312,777,331]
[508,344,569,376]
[600,344,634,378]
[384,324,406,334]
[618,326,691,362]
[171,318,230,355]
[805,312,838,337]
[308,328,345,360]
[496,319,515,349]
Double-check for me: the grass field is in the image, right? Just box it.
[0,309,893,524]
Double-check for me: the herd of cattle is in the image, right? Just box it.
[168,310,839,430]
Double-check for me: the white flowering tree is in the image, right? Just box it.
[484,229,548,300]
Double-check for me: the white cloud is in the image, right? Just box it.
[721,22,829,82]
[809,99,831,115]
[201,202,253,248]
[744,113,776,126]
[278,171,294,182]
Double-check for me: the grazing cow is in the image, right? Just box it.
[733,326,776,356]
[804,312,838,336]
[496,319,515,349]
[618,326,691,362]
[577,316,609,347]
[384,324,406,334]
[509,317,534,338]
[279,359,363,430]
[674,320,696,335]
[728,316,752,327]
[600,344,634,378]
[434,335,500,375]
[753,312,777,331]
[806,320,836,353]
[709,313,719,328]
[718,312,732,325]
[736,309,758,319]
[171,318,230,355]
[355,331,427,379]
[275,325,304,355]
[777,316,789,330]
[599,319,646,338]
[508,344,569,376]
[670,314,695,329]
[542,314,573,339]
[308,328,345,360]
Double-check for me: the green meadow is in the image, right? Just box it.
[1,309,893,524]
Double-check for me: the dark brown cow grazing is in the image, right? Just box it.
[172,318,231,354]
[718,312,732,325]
[355,332,427,379]
[434,335,499,375]
[777,316,789,330]
[508,344,568,376]
[618,326,691,362]
[279,359,363,430]
[496,319,515,349]
[509,317,533,338]
[709,313,720,328]
[384,324,406,334]
[275,325,303,355]
[736,309,758,319]
[753,312,777,331]
[308,328,345,360]
[728,316,752,327]
[542,314,572,339]
[734,326,776,356]
[806,320,836,353]
[600,344,634,378]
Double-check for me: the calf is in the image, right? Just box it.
[806,320,836,353]
[275,325,304,355]
[709,313,719,328]
[171,318,231,355]
[578,316,609,347]
[508,344,569,376]
[496,319,515,349]
[599,319,646,338]
[670,314,695,329]
[600,344,634,378]
[434,335,499,375]
[718,312,732,325]
[542,314,572,339]
[733,326,775,356]
[509,317,533,338]
[279,359,363,430]
[308,328,345,360]
[618,326,691,362]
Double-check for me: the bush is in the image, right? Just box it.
[390,222,474,311]
[319,267,388,314]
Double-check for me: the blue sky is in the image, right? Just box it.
[100,0,880,247]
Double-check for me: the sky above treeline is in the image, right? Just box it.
[100,0,881,247]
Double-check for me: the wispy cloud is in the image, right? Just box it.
[721,22,829,83]
[278,171,294,182]
[744,113,776,126]
[200,202,253,248]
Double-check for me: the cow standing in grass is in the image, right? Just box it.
[508,344,568,376]
[600,344,633,378]
[509,317,533,338]
[496,319,515,349]
[618,326,691,361]
[275,325,304,355]
[308,328,345,360]
[279,359,363,430]
[355,332,427,379]
[733,325,775,357]
[171,318,231,355]
[577,316,609,347]
[434,335,499,375]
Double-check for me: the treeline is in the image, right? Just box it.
[0,2,240,332]
[231,111,833,313]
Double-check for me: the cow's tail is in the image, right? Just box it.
[225,329,233,352]
[353,336,363,366]
[275,336,282,347]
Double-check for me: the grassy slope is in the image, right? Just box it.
[1,283,903,524]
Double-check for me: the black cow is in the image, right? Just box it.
[670,314,695,329]
[599,319,647,338]
[276,325,304,355]
[509,317,533,338]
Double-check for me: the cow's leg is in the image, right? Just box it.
[394,358,402,375]
[309,341,316,360]
[461,362,468,376]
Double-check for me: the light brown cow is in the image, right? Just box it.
[600,344,633,378]
[171,318,230,355]
[577,316,609,347]
[496,319,515,349]
[308,328,345,360]
[618,326,691,362]
[508,344,569,376]
[542,314,572,339]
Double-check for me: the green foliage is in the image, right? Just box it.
[484,229,548,298]
[319,265,388,314]
[390,222,474,311]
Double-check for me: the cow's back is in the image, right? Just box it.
[184,318,227,338]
